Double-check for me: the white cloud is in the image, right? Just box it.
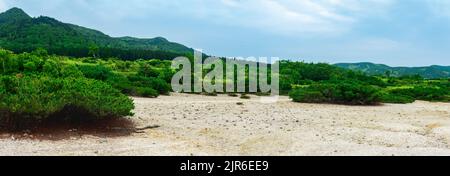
[55,0,394,36]
[156,0,396,36]
[354,38,402,51]
[428,0,450,17]
[2,0,395,36]
[0,0,7,12]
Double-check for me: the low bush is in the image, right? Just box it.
[0,75,134,129]
[138,63,160,77]
[77,64,112,81]
[289,82,382,105]
[289,89,326,103]
[380,93,415,104]
[135,87,159,98]
[105,73,134,94]
[127,75,171,95]
[389,86,448,102]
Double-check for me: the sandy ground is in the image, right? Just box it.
[1,93,450,156]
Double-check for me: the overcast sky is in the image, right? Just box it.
[1,0,450,66]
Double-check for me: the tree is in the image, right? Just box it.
[0,49,13,74]
[32,48,48,57]
[385,70,391,78]
[88,43,99,58]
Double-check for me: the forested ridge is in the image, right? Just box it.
[335,62,450,79]
[0,8,193,60]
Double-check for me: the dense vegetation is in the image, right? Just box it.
[0,8,192,60]
[1,47,449,128]
[0,75,134,128]
[283,61,449,104]
[289,82,382,105]
[335,62,450,79]
[0,48,174,129]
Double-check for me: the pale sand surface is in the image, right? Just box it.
[1,93,450,156]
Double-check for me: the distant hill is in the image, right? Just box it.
[0,7,193,60]
[335,62,450,79]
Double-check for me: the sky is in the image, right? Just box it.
[1,0,450,66]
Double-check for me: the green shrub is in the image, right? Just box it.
[23,61,37,72]
[380,93,415,104]
[148,77,171,95]
[0,75,134,129]
[157,68,175,83]
[135,87,159,98]
[78,64,112,81]
[289,89,326,103]
[389,86,448,102]
[138,63,160,77]
[289,82,382,105]
[128,75,171,95]
[106,73,134,94]
[61,64,84,78]
[42,59,60,76]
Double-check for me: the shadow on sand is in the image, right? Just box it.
[0,118,138,141]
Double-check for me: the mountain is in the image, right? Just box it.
[0,7,193,60]
[335,62,450,79]
[0,7,31,22]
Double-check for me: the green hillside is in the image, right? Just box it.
[335,62,450,79]
[0,7,193,60]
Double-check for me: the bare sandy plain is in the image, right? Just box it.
[1,93,450,156]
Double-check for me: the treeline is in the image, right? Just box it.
[2,46,185,61]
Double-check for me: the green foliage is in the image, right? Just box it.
[135,87,159,98]
[23,61,37,72]
[60,64,84,78]
[279,60,450,104]
[105,73,134,94]
[42,59,59,75]
[158,67,175,83]
[280,61,338,82]
[0,75,134,129]
[88,43,100,58]
[138,63,160,77]
[335,62,450,79]
[389,86,448,102]
[1,44,450,130]
[289,82,382,105]
[0,48,172,98]
[278,61,386,94]
[78,64,112,81]
[31,48,48,57]
[127,75,171,95]
[290,89,326,103]
[380,93,415,104]
[0,8,193,60]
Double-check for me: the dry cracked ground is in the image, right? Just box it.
[1,93,450,156]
